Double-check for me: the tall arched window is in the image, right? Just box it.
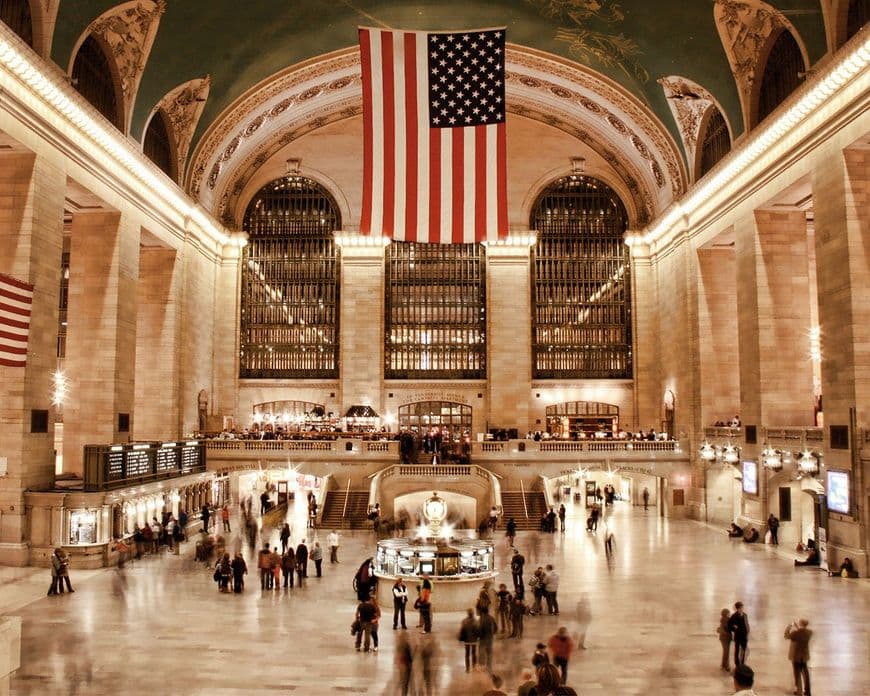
[846,0,869,41]
[143,110,176,180]
[756,30,805,126]
[71,35,123,130]
[0,0,33,47]
[239,176,341,379]
[531,176,631,379]
[698,107,731,178]
[385,243,486,379]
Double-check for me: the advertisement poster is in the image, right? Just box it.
[742,460,758,495]
[827,470,850,514]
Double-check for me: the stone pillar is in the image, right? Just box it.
[339,242,385,414]
[736,210,815,428]
[813,146,870,574]
[133,246,181,440]
[486,240,532,434]
[0,152,64,565]
[63,211,140,475]
[630,241,659,434]
[696,247,740,427]
[213,241,242,427]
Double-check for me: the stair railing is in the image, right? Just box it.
[520,480,529,519]
[341,478,351,519]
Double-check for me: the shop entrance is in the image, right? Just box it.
[545,401,619,438]
[398,401,472,438]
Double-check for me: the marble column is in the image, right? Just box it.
[0,152,64,565]
[133,246,181,440]
[486,240,532,434]
[813,146,870,574]
[63,211,140,475]
[213,241,242,429]
[339,242,385,415]
[630,241,659,435]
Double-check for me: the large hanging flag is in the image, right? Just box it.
[359,27,509,243]
[0,272,33,367]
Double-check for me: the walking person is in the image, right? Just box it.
[231,552,247,593]
[506,517,517,548]
[510,548,525,597]
[221,504,231,532]
[369,596,381,652]
[258,543,272,589]
[767,513,780,545]
[280,523,291,554]
[295,540,308,586]
[201,504,210,533]
[458,608,480,672]
[784,618,812,695]
[395,630,413,696]
[558,504,566,533]
[418,575,432,633]
[547,626,574,684]
[328,529,340,563]
[478,606,497,673]
[544,564,560,615]
[510,595,525,638]
[281,548,295,588]
[311,541,323,577]
[642,486,650,510]
[354,595,377,652]
[269,546,281,590]
[717,608,732,671]
[727,601,750,667]
[392,577,408,629]
[496,583,512,635]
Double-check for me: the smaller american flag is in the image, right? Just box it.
[0,273,34,367]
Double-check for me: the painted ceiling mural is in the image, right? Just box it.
[49,1,827,170]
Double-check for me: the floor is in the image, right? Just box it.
[4,501,869,695]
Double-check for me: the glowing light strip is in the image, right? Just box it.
[643,33,870,246]
[0,32,228,247]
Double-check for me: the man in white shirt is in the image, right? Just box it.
[733,664,757,695]
[327,530,340,563]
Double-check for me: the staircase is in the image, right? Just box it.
[320,490,371,529]
[500,491,548,530]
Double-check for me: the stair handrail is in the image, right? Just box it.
[315,473,332,527]
[539,474,553,512]
[341,478,351,519]
[520,480,529,519]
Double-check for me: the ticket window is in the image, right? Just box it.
[68,510,98,545]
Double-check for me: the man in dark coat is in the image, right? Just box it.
[295,540,309,586]
[727,601,750,666]
[785,619,812,696]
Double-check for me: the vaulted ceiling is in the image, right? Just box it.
[50,0,828,156]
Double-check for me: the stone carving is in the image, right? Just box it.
[713,0,792,127]
[85,0,166,129]
[152,76,210,182]
[658,75,728,178]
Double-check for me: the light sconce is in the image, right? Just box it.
[699,441,717,461]
[723,444,740,464]
[798,449,820,475]
[761,446,783,471]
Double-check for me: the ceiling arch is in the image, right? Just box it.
[189,44,687,230]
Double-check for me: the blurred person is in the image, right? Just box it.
[258,543,272,589]
[732,664,757,695]
[510,595,526,638]
[215,553,231,592]
[419,574,433,633]
[221,504,231,532]
[478,606,497,672]
[370,596,382,652]
[532,642,550,670]
[544,564,560,615]
[548,626,574,684]
[392,577,408,629]
[295,540,308,585]
[200,504,210,533]
[458,608,480,672]
[281,548,295,588]
[280,523,291,554]
[495,583,512,635]
[354,595,377,652]
[311,541,323,577]
[529,566,545,615]
[506,517,517,547]
[575,594,591,649]
[535,663,562,696]
[558,504,566,532]
[510,548,525,597]
[517,669,536,696]
[784,618,812,696]
[395,630,413,696]
[418,633,437,696]
[717,608,732,671]
[231,552,247,593]
[482,673,507,696]
[328,529,340,563]
[270,546,281,590]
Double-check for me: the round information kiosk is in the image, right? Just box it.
[374,492,498,611]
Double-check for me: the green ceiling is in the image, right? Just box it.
[50,1,828,160]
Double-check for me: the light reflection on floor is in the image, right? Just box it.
[6,501,870,695]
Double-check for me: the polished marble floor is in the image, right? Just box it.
[5,501,869,695]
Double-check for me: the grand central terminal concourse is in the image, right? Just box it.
[1,1,869,695]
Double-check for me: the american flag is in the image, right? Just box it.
[0,273,33,367]
[359,27,508,243]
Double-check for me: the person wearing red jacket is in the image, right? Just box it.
[548,626,575,684]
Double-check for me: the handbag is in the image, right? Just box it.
[350,619,361,636]
[213,568,221,582]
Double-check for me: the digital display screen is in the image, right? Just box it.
[419,561,434,575]
[827,470,850,514]
[742,460,758,495]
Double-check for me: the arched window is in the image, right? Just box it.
[756,30,805,126]
[846,0,869,41]
[239,176,341,379]
[531,176,631,379]
[0,0,33,47]
[143,110,176,180]
[71,35,123,130]
[698,107,731,178]
[385,243,486,379]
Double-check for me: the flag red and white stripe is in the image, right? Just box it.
[359,27,508,243]
[0,273,33,367]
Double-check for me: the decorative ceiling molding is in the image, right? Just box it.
[659,76,733,183]
[146,76,211,184]
[713,0,808,133]
[187,44,686,228]
[71,0,166,134]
